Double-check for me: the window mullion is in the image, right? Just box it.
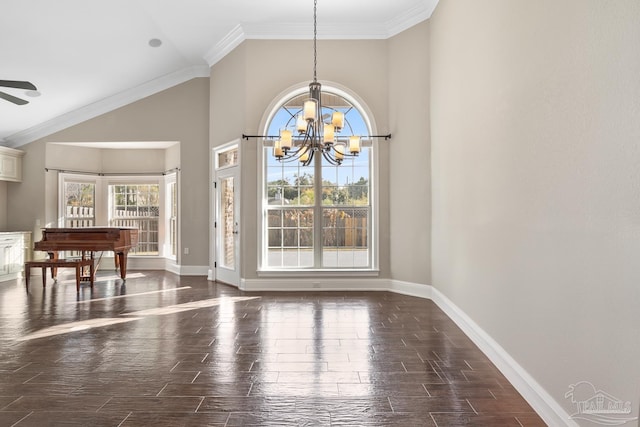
[313,151,323,268]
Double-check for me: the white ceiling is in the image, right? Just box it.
[1,0,438,148]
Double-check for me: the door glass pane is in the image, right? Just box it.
[218,148,238,168]
[221,177,235,268]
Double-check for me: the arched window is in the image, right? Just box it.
[260,86,377,271]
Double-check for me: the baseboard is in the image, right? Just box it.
[0,271,24,283]
[427,284,577,427]
[176,265,210,276]
[127,258,207,276]
[240,277,389,292]
[388,279,432,299]
[165,260,181,275]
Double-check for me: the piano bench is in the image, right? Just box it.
[25,259,94,294]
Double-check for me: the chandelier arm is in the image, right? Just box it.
[301,149,315,166]
[246,0,393,166]
[241,133,392,141]
[321,149,341,166]
[242,133,391,140]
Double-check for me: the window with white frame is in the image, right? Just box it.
[166,175,177,259]
[109,183,160,255]
[261,89,376,271]
[63,180,96,227]
[59,173,177,258]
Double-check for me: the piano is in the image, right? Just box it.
[34,227,138,281]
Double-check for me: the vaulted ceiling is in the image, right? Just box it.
[1,0,438,147]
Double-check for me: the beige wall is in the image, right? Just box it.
[210,43,248,276]
[0,181,6,230]
[8,78,209,267]
[388,21,431,285]
[430,0,640,419]
[211,39,393,279]
[8,142,47,240]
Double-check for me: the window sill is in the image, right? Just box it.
[257,269,380,278]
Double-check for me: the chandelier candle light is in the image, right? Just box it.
[243,0,391,166]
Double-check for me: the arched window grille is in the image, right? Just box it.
[261,88,376,270]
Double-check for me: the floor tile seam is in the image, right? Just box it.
[194,396,205,412]
[94,396,114,412]
[20,372,42,384]
[11,363,33,373]
[9,410,34,427]
[115,411,133,427]
[155,383,169,397]
[0,396,24,411]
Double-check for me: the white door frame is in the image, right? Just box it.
[210,141,241,287]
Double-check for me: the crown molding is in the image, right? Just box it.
[385,0,439,37]
[1,1,440,147]
[204,24,246,67]
[242,22,390,40]
[205,0,439,67]
[4,65,210,149]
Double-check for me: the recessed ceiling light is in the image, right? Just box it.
[149,38,162,48]
[25,90,41,97]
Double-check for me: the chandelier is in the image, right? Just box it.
[243,0,390,166]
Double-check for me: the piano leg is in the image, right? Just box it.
[116,251,128,280]
[47,251,58,280]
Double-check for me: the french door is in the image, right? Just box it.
[213,144,240,287]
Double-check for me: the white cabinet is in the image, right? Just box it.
[0,232,32,282]
[0,146,24,182]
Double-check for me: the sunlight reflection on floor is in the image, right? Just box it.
[70,286,192,304]
[17,317,142,341]
[120,296,261,317]
[18,296,261,342]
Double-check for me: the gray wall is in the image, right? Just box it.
[430,0,640,419]
[388,21,431,286]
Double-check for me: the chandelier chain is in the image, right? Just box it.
[313,0,317,82]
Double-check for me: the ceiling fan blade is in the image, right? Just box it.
[0,80,37,91]
[0,91,29,105]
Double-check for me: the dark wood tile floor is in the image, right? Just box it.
[0,271,546,426]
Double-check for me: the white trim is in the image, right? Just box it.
[3,3,441,147]
[388,279,432,299]
[4,66,210,148]
[204,1,440,67]
[165,260,181,276]
[428,285,578,427]
[256,82,380,273]
[385,1,439,38]
[204,24,246,67]
[212,140,242,288]
[257,269,380,278]
[176,264,210,276]
[240,277,389,292]
[242,23,389,41]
